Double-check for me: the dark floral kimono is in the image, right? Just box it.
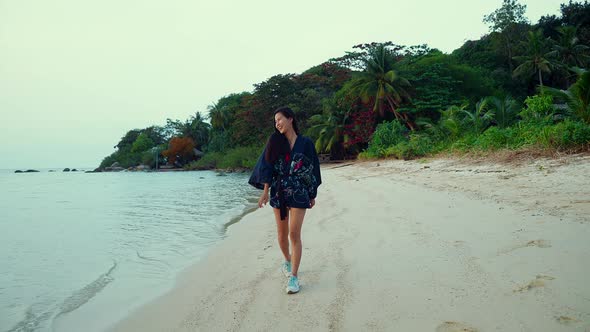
[249,136,322,219]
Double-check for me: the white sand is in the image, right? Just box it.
[109,154,590,332]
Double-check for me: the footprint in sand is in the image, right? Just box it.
[555,315,580,325]
[499,239,552,254]
[525,239,552,248]
[513,275,555,293]
[436,321,478,332]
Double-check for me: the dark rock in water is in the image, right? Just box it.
[14,170,23,173]
[63,168,71,172]
[49,170,56,172]
[25,169,40,173]
[104,166,125,172]
[71,169,78,172]
[85,167,102,173]
[135,164,150,171]
[199,177,205,179]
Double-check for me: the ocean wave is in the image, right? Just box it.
[54,261,117,318]
[6,305,53,332]
[5,259,117,332]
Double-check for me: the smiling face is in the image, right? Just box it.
[274,112,293,134]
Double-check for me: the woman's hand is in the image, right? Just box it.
[258,192,269,208]
[310,198,315,208]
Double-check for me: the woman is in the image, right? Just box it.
[249,106,322,294]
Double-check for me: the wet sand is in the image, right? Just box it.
[109,154,590,332]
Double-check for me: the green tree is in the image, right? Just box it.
[550,26,590,69]
[307,99,351,157]
[489,95,519,128]
[344,44,413,128]
[398,51,497,118]
[397,53,462,117]
[559,0,590,46]
[484,0,531,73]
[231,74,300,147]
[207,101,229,131]
[115,129,142,150]
[207,93,248,132]
[148,126,167,145]
[131,132,155,153]
[461,98,495,133]
[544,68,590,124]
[513,29,553,87]
[187,112,211,149]
[165,112,211,150]
[483,0,529,32]
[439,105,465,139]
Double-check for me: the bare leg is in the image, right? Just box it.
[288,208,306,277]
[273,208,290,262]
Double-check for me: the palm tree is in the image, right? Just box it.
[207,102,229,131]
[460,98,495,133]
[550,26,590,69]
[186,112,211,149]
[548,26,590,86]
[544,68,590,124]
[307,110,350,158]
[345,44,414,129]
[513,29,553,88]
[440,105,465,138]
[489,95,519,128]
[415,104,465,140]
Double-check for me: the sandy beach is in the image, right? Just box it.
[109,154,590,332]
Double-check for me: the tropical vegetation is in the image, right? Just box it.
[100,0,590,171]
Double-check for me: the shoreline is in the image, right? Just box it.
[222,196,260,233]
[109,155,590,331]
[50,191,260,332]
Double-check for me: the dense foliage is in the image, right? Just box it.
[100,0,590,170]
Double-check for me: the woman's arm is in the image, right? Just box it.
[258,183,270,208]
[248,147,273,190]
[307,138,322,199]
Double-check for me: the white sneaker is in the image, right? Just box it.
[286,275,300,294]
[281,261,292,278]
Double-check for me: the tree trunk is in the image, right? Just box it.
[385,96,402,121]
[538,68,544,88]
[386,96,415,131]
[506,38,514,75]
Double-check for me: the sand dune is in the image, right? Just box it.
[109,155,590,332]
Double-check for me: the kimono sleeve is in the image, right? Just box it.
[248,148,273,190]
[306,138,322,199]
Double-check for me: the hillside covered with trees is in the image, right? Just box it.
[100,0,590,171]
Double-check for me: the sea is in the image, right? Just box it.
[0,168,259,332]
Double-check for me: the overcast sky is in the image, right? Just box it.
[0,0,565,169]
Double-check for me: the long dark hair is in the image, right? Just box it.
[273,106,299,135]
[265,132,290,164]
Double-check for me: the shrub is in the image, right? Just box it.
[376,134,434,160]
[473,126,516,150]
[449,133,478,152]
[549,120,590,149]
[186,152,223,170]
[186,145,263,170]
[363,120,408,157]
[520,94,555,122]
[217,145,261,169]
